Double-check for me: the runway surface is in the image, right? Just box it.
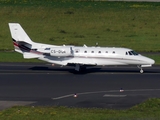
[0,62,160,110]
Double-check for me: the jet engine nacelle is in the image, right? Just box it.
[50,47,73,57]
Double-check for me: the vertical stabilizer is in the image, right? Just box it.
[8,23,33,53]
[9,23,33,44]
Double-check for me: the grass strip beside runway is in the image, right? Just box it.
[0,98,160,120]
[1,1,160,52]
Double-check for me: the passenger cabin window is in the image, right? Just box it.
[91,51,94,53]
[75,49,79,53]
[113,51,115,54]
[84,51,87,53]
[106,51,108,53]
[98,51,101,53]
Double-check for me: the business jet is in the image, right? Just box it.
[8,23,155,73]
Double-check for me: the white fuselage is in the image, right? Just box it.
[34,43,155,67]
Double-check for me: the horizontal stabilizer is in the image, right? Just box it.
[23,52,40,59]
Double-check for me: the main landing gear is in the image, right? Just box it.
[75,64,86,72]
[137,65,144,73]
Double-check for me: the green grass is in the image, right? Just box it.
[0,98,160,120]
[1,1,160,52]
[0,1,160,63]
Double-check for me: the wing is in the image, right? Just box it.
[66,58,97,71]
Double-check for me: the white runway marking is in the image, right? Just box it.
[52,94,74,100]
[52,89,160,100]
[103,94,127,97]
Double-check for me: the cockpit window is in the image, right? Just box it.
[131,51,139,55]
[128,51,133,55]
[127,51,139,56]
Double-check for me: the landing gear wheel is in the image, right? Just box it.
[140,69,143,73]
[75,64,86,72]
[79,66,86,72]
[137,65,144,74]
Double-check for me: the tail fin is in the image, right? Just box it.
[8,23,33,53]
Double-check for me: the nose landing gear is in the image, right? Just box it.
[140,69,144,73]
[138,65,144,73]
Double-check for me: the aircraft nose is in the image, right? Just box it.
[147,58,155,64]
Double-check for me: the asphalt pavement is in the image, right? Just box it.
[0,63,160,110]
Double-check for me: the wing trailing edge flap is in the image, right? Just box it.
[67,58,97,66]
[67,62,97,66]
[23,52,40,59]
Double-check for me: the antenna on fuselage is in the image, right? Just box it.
[83,44,87,47]
[96,42,98,47]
